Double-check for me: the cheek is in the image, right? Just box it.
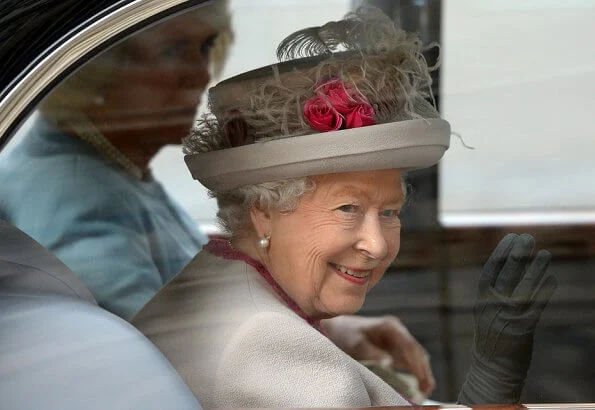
[298,222,342,266]
[390,230,401,258]
[386,223,401,252]
[304,217,358,261]
[274,214,349,272]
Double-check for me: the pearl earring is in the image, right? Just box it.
[258,233,270,249]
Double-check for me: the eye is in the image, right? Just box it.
[380,209,400,218]
[160,41,185,60]
[199,34,218,59]
[337,204,359,213]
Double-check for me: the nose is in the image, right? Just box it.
[355,213,389,260]
[194,63,210,90]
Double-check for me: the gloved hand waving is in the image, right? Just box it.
[458,233,557,404]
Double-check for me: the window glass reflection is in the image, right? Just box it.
[0,0,593,406]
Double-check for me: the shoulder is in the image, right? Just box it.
[134,253,298,365]
[135,252,279,333]
[134,255,407,407]
[3,148,150,224]
[214,311,409,407]
[221,310,337,359]
[133,254,292,405]
[214,311,372,408]
[2,118,142,199]
[220,311,332,363]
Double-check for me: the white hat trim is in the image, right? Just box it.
[185,118,450,192]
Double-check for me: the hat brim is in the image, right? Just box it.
[185,118,450,192]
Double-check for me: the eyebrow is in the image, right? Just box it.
[330,184,405,205]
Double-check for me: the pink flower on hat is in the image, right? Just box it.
[303,78,376,132]
[303,95,343,132]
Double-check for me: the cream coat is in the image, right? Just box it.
[132,249,409,408]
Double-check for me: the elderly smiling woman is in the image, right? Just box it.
[132,7,555,409]
[132,7,446,408]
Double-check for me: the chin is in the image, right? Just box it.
[322,298,366,318]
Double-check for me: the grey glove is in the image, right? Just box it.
[458,233,557,405]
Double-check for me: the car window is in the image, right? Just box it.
[0,0,593,405]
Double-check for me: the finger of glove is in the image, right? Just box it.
[494,234,535,297]
[480,233,518,294]
[512,249,551,301]
[531,273,557,313]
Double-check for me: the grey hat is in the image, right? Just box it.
[184,6,450,192]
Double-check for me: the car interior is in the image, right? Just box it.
[1,0,594,409]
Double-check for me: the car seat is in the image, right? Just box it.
[0,218,201,410]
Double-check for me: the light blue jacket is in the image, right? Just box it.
[0,115,207,320]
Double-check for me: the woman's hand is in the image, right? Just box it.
[321,314,435,397]
[458,233,557,404]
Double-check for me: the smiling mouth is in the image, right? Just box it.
[330,263,371,279]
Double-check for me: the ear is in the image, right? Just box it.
[249,205,272,237]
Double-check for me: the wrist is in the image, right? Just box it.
[458,350,526,405]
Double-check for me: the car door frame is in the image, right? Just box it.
[0,0,209,150]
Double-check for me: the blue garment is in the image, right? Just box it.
[0,115,207,320]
